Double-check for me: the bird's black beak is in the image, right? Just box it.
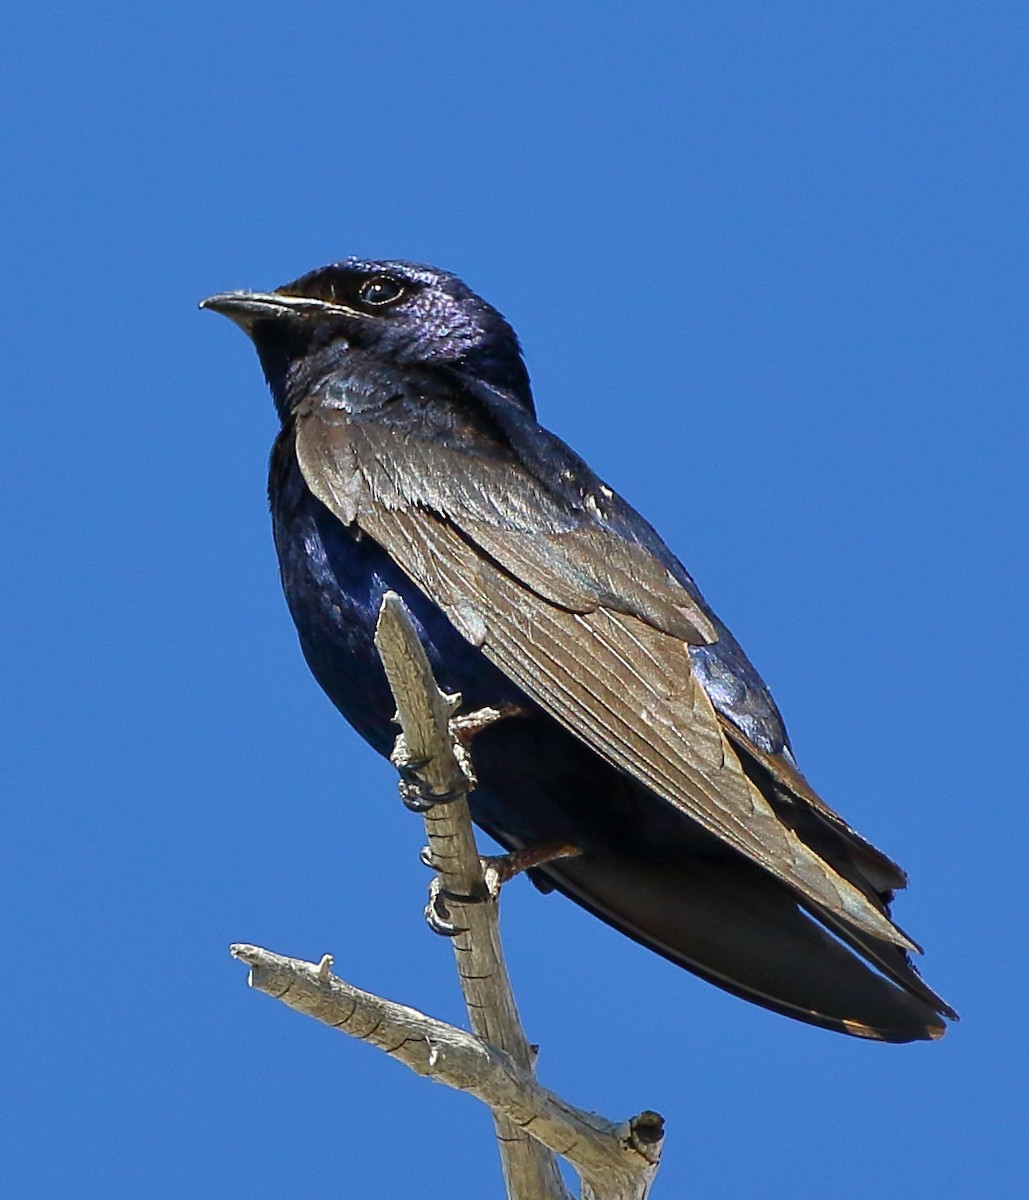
[200,291,312,332]
[199,290,360,332]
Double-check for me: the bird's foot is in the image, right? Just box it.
[420,840,581,924]
[391,704,522,811]
[397,770,467,812]
[391,735,470,811]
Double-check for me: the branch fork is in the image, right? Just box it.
[230,591,664,1199]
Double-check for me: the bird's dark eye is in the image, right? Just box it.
[358,276,405,307]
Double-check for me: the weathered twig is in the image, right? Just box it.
[231,943,664,1200]
[229,590,664,1198]
[374,591,572,1199]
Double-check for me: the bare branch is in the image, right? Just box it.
[228,589,664,1198]
[374,590,571,1199]
[231,944,663,1200]
[372,591,663,1199]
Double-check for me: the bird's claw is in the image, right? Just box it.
[399,779,436,812]
[397,764,466,812]
[424,877,470,937]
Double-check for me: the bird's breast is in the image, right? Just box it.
[268,439,525,755]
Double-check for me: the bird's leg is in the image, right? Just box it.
[451,702,524,744]
[392,704,523,811]
[480,843,582,895]
[401,700,549,936]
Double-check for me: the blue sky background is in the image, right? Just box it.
[3,4,1026,1196]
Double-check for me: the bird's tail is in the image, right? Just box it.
[537,848,952,1042]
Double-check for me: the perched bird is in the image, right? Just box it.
[201,258,955,1041]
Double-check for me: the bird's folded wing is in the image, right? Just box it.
[717,714,910,895]
[296,413,915,950]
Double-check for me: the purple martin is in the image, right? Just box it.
[201,259,955,1041]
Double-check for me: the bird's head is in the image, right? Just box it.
[200,258,533,418]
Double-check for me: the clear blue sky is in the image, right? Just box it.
[3,4,1026,1196]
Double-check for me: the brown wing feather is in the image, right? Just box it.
[374,506,916,949]
[718,714,910,895]
[327,418,717,642]
[296,412,916,951]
